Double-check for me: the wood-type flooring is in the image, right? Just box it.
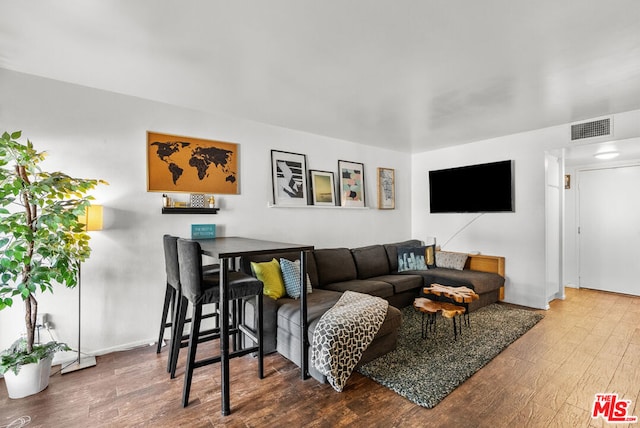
[1,287,639,427]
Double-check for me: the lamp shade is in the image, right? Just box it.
[80,205,103,231]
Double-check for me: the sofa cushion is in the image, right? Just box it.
[436,251,468,270]
[307,303,402,343]
[276,291,402,343]
[313,248,357,287]
[323,279,394,298]
[383,239,423,271]
[276,289,343,341]
[370,274,423,294]
[351,245,390,279]
[277,300,403,382]
[251,259,286,299]
[420,267,504,295]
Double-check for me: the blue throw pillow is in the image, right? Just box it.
[279,258,313,299]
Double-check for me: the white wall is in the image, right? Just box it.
[0,69,413,355]
[412,109,640,309]
[412,130,549,309]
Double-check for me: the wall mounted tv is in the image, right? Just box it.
[429,160,514,213]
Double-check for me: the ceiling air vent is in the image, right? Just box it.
[570,117,612,141]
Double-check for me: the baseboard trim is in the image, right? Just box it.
[52,338,157,366]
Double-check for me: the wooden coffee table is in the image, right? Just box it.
[413,297,466,340]
[423,284,479,328]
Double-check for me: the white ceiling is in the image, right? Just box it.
[1,1,639,154]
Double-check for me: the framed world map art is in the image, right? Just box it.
[147,131,239,194]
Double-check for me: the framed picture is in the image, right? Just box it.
[338,160,365,207]
[147,131,239,194]
[271,150,308,206]
[377,167,395,209]
[309,170,336,206]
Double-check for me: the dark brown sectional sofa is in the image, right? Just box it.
[240,239,505,383]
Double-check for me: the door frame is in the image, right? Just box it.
[545,151,564,306]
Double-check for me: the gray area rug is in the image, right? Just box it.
[357,303,544,408]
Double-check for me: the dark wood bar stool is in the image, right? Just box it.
[157,235,219,375]
[176,238,264,408]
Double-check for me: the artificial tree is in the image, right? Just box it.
[0,130,105,375]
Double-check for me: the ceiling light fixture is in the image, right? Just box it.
[594,151,620,160]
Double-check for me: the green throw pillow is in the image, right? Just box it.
[251,259,285,299]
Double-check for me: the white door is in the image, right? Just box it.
[578,165,640,296]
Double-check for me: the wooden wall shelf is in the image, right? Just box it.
[161,207,219,214]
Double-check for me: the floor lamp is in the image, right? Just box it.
[62,204,103,374]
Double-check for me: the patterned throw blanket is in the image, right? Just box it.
[311,291,388,391]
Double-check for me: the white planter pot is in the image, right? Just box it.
[3,355,53,399]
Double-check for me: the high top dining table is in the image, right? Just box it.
[195,237,314,416]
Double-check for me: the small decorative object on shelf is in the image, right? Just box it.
[190,193,205,208]
[160,193,219,214]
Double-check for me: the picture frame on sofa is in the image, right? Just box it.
[271,150,308,206]
[338,160,365,207]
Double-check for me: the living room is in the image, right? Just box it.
[1,2,639,426]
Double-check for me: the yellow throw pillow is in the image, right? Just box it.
[251,259,286,299]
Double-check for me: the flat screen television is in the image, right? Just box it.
[429,160,514,213]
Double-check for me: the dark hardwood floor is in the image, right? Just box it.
[1,287,639,427]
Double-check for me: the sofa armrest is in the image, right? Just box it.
[465,254,505,277]
[433,251,506,300]
[464,254,505,299]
